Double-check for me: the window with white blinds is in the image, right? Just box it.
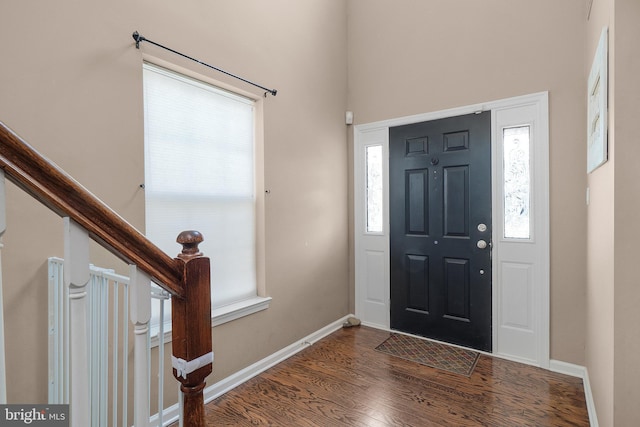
[143,63,257,314]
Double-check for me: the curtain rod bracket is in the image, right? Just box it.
[132,31,145,49]
[131,30,277,96]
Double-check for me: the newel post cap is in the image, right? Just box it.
[177,230,204,260]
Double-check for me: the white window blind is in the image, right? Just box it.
[143,63,257,312]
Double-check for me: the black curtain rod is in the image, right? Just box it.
[132,31,277,97]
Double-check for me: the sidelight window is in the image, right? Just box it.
[366,144,383,233]
[502,126,531,239]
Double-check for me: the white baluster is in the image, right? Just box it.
[64,218,90,427]
[130,264,151,427]
[156,289,171,427]
[0,170,7,404]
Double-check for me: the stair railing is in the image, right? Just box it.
[0,121,212,427]
[48,257,176,426]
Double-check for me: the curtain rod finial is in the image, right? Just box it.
[132,31,145,49]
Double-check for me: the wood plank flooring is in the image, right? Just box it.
[197,326,589,426]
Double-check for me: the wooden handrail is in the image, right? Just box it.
[0,121,183,297]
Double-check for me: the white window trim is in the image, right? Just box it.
[212,296,272,327]
[151,296,272,348]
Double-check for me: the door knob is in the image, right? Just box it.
[477,240,487,249]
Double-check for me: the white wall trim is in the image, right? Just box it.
[549,360,599,427]
[549,359,585,378]
[355,92,548,132]
[150,315,352,426]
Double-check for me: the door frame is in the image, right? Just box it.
[354,92,549,368]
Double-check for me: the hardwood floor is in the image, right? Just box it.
[198,326,590,426]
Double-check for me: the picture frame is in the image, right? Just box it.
[587,27,608,174]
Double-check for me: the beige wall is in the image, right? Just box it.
[347,0,588,364]
[613,0,640,424]
[586,0,614,425]
[587,0,640,424]
[0,0,349,405]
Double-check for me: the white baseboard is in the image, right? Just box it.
[550,360,599,427]
[549,359,584,378]
[151,314,352,426]
[360,320,389,331]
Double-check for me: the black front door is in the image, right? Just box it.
[389,112,492,351]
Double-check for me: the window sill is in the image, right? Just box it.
[211,296,272,327]
[150,296,271,348]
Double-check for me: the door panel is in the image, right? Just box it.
[443,166,469,236]
[444,257,470,321]
[407,170,429,234]
[406,254,429,312]
[390,111,491,351]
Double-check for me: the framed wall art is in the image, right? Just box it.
[587,27,608,174]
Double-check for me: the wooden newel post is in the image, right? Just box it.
[172,230,213,427]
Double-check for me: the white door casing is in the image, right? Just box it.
[354,92,549,368]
